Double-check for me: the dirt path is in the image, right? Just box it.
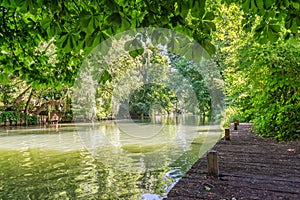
[166,123,300,200]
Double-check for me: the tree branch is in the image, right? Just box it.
[11,86,31,106]
[33,98,64,115]
[44,39,54,52]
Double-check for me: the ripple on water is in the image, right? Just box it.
[0,122,221,199]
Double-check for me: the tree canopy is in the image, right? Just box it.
[1,0,299,87]
[212,1,300,140]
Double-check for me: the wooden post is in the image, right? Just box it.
[225,128,230,140]
[207,150,219,177]
[234,122,238,130]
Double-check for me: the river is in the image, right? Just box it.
[0,115,221,199]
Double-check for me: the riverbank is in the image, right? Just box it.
[166,123,300,199]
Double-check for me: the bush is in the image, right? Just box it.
[0,111,37,126]
[225,39,300,140]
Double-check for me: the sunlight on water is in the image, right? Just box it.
[0,116,221,199]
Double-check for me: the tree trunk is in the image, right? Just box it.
[25,90,34,114]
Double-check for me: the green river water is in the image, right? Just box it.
[0,116,221,199]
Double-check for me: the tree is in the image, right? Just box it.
[1,0,298,89]
[212,1,300,140]
[224,0,300,42]
[129,83,177,118]
[92,34,172,119]
[227,40,300,140]
[169,55,211,116]
[0,0,217,90]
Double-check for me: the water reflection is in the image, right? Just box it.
[0,115,221,199]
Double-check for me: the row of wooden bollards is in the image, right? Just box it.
[224,121,238,141]
[207,122,239,177]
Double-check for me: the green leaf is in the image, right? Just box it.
[258,31,268,44]
[56,34,68,48]
[1,0,17,8]
[255,0,264,10]
[54,21,62,35]
[202,39,216,55]
[48,21,61,37]
[0,73,9,83]
[17,0,30,12]
[151,29,163,42]
[290,18,298,34]
[0,0,11,7]
[107,13,122,26]
[190,0,206,18]
[204,21,216,32]
[255,23,265,33]
[242,0,251,11]
[264,0,274,9]
[129,48,144,58]
[36,0,44,7]
[121,17,130,30]
[204,186,211,191]
[69,35,76,49]
[85,34,94,48]
[87,16,95,33]
[15,0,26,7]
[124,40,131,51]
[92,32,101,47]
[62,35,72,53]
[203,11,214,20]
[79,11,91,29]
[179,1,189,18]
[99,70,112,84]
[167,40,174,51]
[106,0,117,11]
[250,0,258,12]
[160,15,169,25]
[269,24,281,33]
[291,2,300,9]
[132,38,143,48]
[40,18,52,29]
